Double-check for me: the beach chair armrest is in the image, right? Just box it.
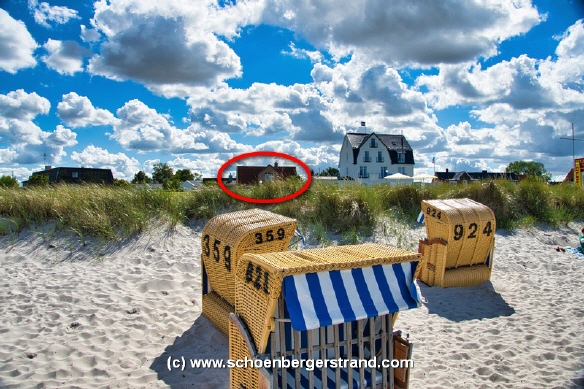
[229,313,257,358]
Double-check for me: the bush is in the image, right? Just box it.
[0,175,18,188]
[27,174,49,187]
[515,178,553,223]
[447,180,517,229]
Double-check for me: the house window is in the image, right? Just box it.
[359,166,369,178]
[377,151,384,163]
[370,138,378,148]
[379,167,387,178]
[363,151,371,162]
[398,167,406,175]
[72,172,78,178]
[398,153,405,163]
[264,173,274,181]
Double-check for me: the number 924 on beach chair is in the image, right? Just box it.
[201,209,298,336]
[417,198,496,288]
[229,243,422,389]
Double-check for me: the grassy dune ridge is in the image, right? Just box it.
[1,179,584,239]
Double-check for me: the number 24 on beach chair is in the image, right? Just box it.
[229,243,422,389]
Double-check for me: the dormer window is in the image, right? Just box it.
[398,153,405,163]
[370,138,378,148]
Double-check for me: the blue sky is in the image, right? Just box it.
[1,0,583,183]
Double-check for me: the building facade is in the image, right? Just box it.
[338,133,415,184]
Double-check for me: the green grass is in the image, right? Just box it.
[1,179,583,240]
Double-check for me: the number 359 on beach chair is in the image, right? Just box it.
[201,209,298,336]
[229,243,422,389]
[417,198,496,288]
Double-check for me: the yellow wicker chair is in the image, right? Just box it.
[417,198,495,287]
[201,209,297,336]
[229,243,422,389]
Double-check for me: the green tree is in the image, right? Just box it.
[506,160,552,182]
[113,178,131,187]
[27,174,50,187]
[318,167,339,177]
[175,168,195,182]
[0,175,18,188]
[162,177,182,191]
[152,163,174,184]
[131,170,152,184]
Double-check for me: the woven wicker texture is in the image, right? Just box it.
[201,208,297,305]
[229,321,258,389]
[234,243,421,355]
[421,198,496,268]
[442,264,492,288]
[417,239,448,286]
[202,291,234,336]
[418,238,493,287]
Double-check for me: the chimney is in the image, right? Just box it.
[274,161,278,168]
[445,168,449,173]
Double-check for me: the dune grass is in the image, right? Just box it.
[1,179,583,239]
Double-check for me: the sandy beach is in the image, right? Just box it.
[1,218,583,388]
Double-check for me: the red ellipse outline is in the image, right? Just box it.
[216,151,312,204]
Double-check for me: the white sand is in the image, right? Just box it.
[1,219,583,388]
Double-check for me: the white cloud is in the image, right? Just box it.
[261,0,541,66]
[0,149,18,164]
[41,39,90,75]
[110,99,250,154]
[57,92,117,127]
[80,25,101,43]
[28,0,80,28]
[88,0,243,95]
[417,21,584,116]
[70,145,140,181]
[0,9,38,74]
[282,42,324,63]
[0,90,77,165]
[0,89,50,120]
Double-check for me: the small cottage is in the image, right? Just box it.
[236,162,297,185]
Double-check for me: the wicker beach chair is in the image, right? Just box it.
[417,198,495,287]
[229,243,422,389]
[201,209,297,335]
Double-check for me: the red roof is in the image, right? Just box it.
[236,164,297,184]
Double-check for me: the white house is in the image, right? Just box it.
[338,132,415,184]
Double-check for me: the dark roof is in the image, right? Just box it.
[32,167,114,184]
[345,132,414,165]
[435,170,519,181]
[236,164,297,185]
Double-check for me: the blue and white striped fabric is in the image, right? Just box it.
[416,211,425,224]
[283,262,420,331]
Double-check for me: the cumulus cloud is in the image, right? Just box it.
[87,0,244,95]
[110,99,250,154]
[70,145,140,180]
[0,9,38,73]
[41,39,91,75]
[57,92,117,127]
[28,0,80,27]
[80,25,102,43]
[0,90,77,165]
[0,89,50,120]
[261,0,541,66]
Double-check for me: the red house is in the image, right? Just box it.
[236,162,297,185]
